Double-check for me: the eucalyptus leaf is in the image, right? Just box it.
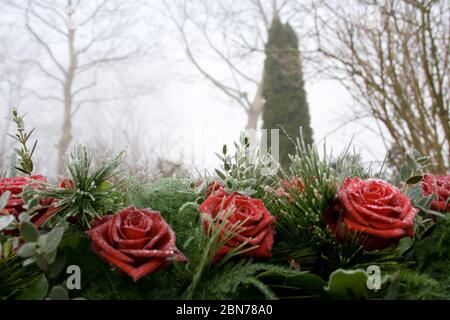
[18,212,30,222]
[20,221,39,242]
[35,253,48,272]
[0,190,11,210]
[405,185,423,200]
[400,164,413,182]
[23,257,36,267]
[49,286,69,300]
[0,215,15,232]
[17,242,37,258]
[48,252,67,278]
[46,248,58,265]
[45,227,64,253]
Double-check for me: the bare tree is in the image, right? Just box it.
[1,0,156,174]
[163,0,302,145]
[0,30,34,172]
[307,0,449,172]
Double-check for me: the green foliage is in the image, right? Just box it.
[324,269,368,299]
[0,254,42,300]
[401,218,450,299]
[7,108,37,175]
[15,274,48,300]
[398,148,431,185]
[396,269,445,299]
[17,221,65,274]
[210,133,277,198]
[265,140,373,277]
[57,178,327,300]
[186,260,324,300]
[130,178,197,247]
[261,16,313,169]
[22,146,127,229]
[0,192,15,233]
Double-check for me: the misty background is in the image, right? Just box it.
[1,0,447,179]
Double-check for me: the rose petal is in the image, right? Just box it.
[86,222,134,264]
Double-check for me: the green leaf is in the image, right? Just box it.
[0,190,11,210]
[49,286,69,300]
[23,257,36,266]
[17,242,37,258]
[99,180,113,191]
[48,253,67,278]
[215,169,226,180]
[15,274,48,300]
[385,272,401,300]
[400,164,413,182]
[35,254,49,272]
[398,237,414,256]
[20,221,39,242]
[324,269,368,299]
[406,175,423,185]
[405,185,423,200]
[45,227,64,254]
[46,249,58,265]
[258,269,326,294]
[0,215,15,232]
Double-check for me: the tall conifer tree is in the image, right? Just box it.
[262,15,313,169]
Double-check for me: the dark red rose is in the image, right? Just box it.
[421,175,450,212]
[86,207,187,282]
[323,177,417,250]
[199,190,276,261]
[0,176,53,229]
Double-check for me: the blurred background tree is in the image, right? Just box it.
[1,0,156,174]
[262,14,313,169]
[164,0,309,147]
[307,0,449,172]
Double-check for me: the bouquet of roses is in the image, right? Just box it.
[1,111,449,300]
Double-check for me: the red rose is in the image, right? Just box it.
[281,177,304,194]
[323,178,418,250]
[199,191,276,261]
[421,175,450,212]
[205,181,224,197]
[59,179,75,190]
[0,175,47,195]
[86,207,187,282]
[0,176,52,229]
